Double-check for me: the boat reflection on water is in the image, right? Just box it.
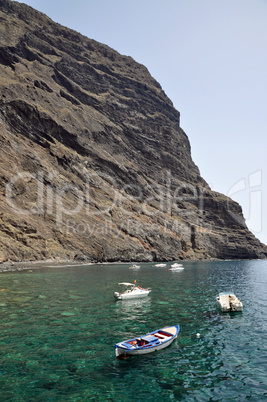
[115,297,151,320]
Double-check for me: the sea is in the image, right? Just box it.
[0,260,266,401]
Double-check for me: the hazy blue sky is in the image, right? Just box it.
[17,0,267,245]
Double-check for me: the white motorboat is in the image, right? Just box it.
[114,282,151,300]
[216,292,243,312]
[129,264,140,269]
[154,263,166,267]
[170,263,184,270]
[115,325,180,358]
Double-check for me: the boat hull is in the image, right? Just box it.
[115,325,180,357]
[114,290,151,300]
[216,293,243,312]
[169,267,184,271]
[216,301,243,312]
[116,337,176,356]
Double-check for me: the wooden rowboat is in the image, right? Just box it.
[115,325,180,358]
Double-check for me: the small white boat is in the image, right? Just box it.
[216,292,243,312]
[170,263,184,270]
[129,264,140,269]
[154,263,166,267]
[169,267,184,271]
[114,282,151,300]
[115,325,180,358]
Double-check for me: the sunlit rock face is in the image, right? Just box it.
[0,0,266,262]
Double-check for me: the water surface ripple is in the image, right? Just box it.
[0,260,266,401]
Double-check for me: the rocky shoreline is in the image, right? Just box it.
[0,259,74,273]
[1,256,265,274]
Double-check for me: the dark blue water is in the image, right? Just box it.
[0,260,266,401]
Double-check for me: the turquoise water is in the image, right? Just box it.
[0,260,266,401]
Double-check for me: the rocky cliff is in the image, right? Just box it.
[0,0,266,263]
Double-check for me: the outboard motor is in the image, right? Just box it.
[229,295,235,311]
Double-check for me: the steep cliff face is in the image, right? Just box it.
[0,0,266,263]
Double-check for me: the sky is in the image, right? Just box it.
[16,0,267,245]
